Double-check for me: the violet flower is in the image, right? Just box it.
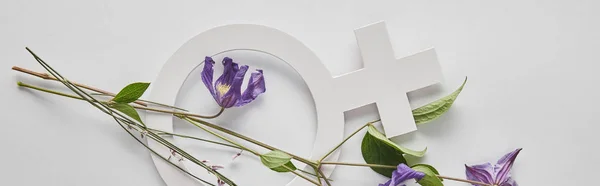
[379,164,425,186]
[201,56,265,108]
[465,148,522,186]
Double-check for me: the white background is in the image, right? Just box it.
[1,0,599,185]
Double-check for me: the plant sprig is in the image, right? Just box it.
[21,48,235,186]
[15,47,473,186]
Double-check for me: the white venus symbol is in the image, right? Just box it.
[146,21,444,186]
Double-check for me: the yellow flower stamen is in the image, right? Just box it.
[216,83,231,96]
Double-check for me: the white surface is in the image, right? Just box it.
[1,0,599,186]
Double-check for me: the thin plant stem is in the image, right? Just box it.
[139,99,188,111]
[106,117,240,151]
[312,167,322,185]
[183,116,318,167]
[134,105,225,119]
[315,119,381,186]
[17,81,225,119]
[112,118,216,186]
[146,130,236,185]
[115,109,235,185]
[319,119,381,162]
[297,169,333,182]
[318,169,332,186]
[91,93,188,111]
[282,165,320,186]
[320,161,396,169]
[150,130,241,150]
[18,81,83,100]
[182,117,261,156]
[12,66,148,106]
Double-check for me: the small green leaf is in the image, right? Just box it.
[260,150,297,172]
[366,125,427,157]
[412,77,467,125]
[411,164,444,186]
[411,164,442,181]
[112,82,150,103]
[269,161,297,172]
[110,103,143,124]
[361,130,406,177]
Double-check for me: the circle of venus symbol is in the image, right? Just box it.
[147,21,444,186]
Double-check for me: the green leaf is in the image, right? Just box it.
[411,164,444,186]
[110,103,143,124]
[361,130,406,177]
[269,161,297,172]
[366,125,427,157]
[412,77,467,125]
[112,82,150,103]
[411,164,440,176]
[260,150,297,172]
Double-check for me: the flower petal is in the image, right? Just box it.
[233,65,249,88]
[378,180,391,186]
[215,58,236,93]
[495,148,522,184]
[201,57,216,98]
[213,57,239,107]
[218,65,248,108]
[378,181,407,186]
[232,60,239,71]
[501,177,518,186]
[236,69,266,107]
[465,163,495,185]
[380,164,425,186]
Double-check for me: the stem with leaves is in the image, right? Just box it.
[18,80,326,185]
[20,48,236,186]
[17,82,233,148]
[15,48,472,186]
[13,66,223,119]
[15,63,327,184]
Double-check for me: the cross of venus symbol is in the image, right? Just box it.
[334,22,443,138]
[146,21,445,186]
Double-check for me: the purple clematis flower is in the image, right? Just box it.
[465,148,522,186]
[201,56,266,108]
[379,164,425,186]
